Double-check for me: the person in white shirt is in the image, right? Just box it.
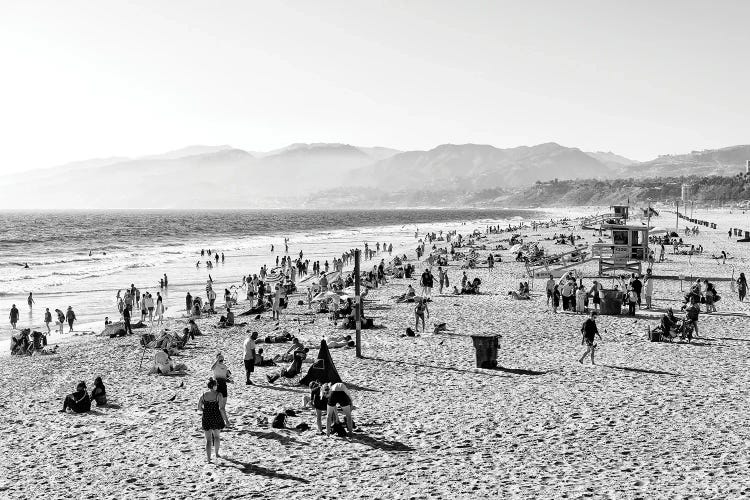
[243,332,258,385]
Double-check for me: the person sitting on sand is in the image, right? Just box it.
[659,308,678,340]
[396,285,417,303]
[188,319,202,338]
[218,308,235,328]
[323,382,355,437]
[277,337,304,362]
[90,377,107,406]
[266,348,309,383]
[153,349,187,375]
[508,290,530,300]
[59,381,91,413]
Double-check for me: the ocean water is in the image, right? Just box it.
[0,209,540,342]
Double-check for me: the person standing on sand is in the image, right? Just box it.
[578,311,602,365]
[437,267,444,295]
[272,284,282,320]
[9,304,19,329]
[163,274,168,288]
[122,304,133,335]
[420,268,433,300]
[55,309,65,334]
[414,297,429,332]
[197,378,229,463]
[576,285,587,314]
[644,270,654,309]
[243,331,258,385]
[546,275,555,306]
[27,292,35,310]
[737,273,747,302]
[66,306,76,332]
[186,292,192,313]
[155,293,165,325]
[552,285,561,313]
[211,353,231,400]
[44,308,52,333]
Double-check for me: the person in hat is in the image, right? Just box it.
[65,306,76,332]
[211,353,231,399]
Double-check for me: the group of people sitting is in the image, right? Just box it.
[509,281,531,300]
[454,277,482,295]
[654,302,700,342]
[60,377,107,413]
[11,329,57,356]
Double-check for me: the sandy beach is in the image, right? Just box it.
[3,207,750,499]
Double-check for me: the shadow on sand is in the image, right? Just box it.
[362,356,511,378]
[349,433,415,453]
[219,457,309,483]
[602,364,679,376]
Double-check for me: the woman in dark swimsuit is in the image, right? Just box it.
[309,381,329,434]
[197,378,230,463]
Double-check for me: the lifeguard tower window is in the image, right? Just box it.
[631,230,640,245]
[613,229,628,245]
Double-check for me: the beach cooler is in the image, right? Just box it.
[471,335,499,369]
[599,289,624,315]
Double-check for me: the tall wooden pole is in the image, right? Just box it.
[354,248,362,358]
[676,199,679,229]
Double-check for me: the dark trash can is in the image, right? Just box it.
[471,335,499,369]
[599,289,624,315]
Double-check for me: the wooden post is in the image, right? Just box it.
[354,249,362,358]
[675,199,679,229]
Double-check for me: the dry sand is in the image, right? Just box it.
[2,208,750,499]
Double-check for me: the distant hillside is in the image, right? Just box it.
[628,145,750,177]
[585,151,637,168]
[4,141,750,209]
[354,143,615,190]
[0,143,392,208]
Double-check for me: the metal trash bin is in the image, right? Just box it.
[471,335,499,368]
[599,289,624,315]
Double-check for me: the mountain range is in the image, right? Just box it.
[0,142,748,208]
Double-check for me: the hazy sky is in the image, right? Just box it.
[1,0,748,173]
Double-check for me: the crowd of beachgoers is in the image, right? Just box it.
[5,207,750,497]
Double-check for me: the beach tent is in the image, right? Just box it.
[299,340,342,386]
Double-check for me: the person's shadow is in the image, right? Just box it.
[219,457,309,483]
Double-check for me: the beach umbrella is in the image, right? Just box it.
[650,227,668,235]
[509,244,523,253]
[311,291,342,303]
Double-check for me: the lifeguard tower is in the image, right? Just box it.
[610,205,629,223]
[581,204,629,229]
[592,224,649,275]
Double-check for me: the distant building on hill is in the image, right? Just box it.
[681,183,692,202]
